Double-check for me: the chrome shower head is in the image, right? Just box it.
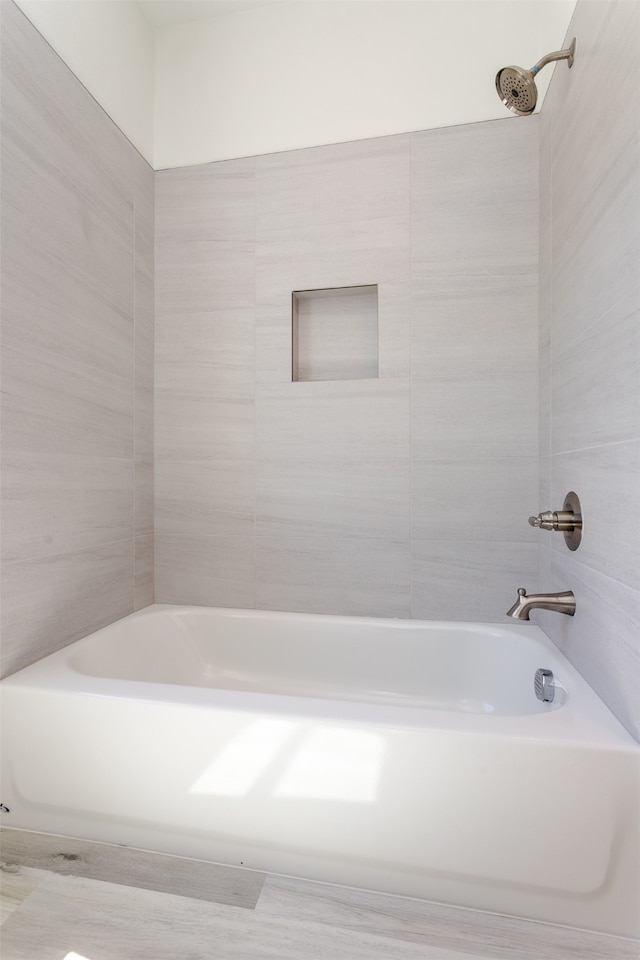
[496,38,576,116]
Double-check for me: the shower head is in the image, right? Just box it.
[495,65,538,115]
[496,38,576,116]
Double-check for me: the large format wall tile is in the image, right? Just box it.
[255,134,411,386]
[256,535,411,618]
[135,460,154,540]
[257,459,410,540]
[552,140,640,357]
[156,460,255,538]
[2,12,134,381]
[255,135,410,232]
[155,160,256,485]
[2,454,133,560]
[2,226,134,383]
[156,103,539,620]
[135,153,155,468]
[539,90,552,360]
[411,459,537,542]
[134,155,155,606]
[156,156,255,244]
[411,118,538,278]
[550,3,638,206]
[2,346,134,459]
[551,290,640,453]
[256,380,410,462]
[0,3,133,222]
[411,371,538,461]
[407,115,539,619]
[539,361,551,462]
[549,3,640,355]
[135,536,154,611]
[538,1,640,741]
[155,534,255,608]
[0,3,153,673]
[550,442,640,593]
[538,457,551,522]
[1,540,135,677]
[412,541,538,623]
[411,274,537,380]
[156,240,255,315]
[155,382,256,461]
[135,371,154,462]
[156,307,255,387]
[535,552,640,743]
[255,217,410,301]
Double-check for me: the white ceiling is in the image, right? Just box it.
[137,1,278,29]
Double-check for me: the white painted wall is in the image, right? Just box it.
[13,0,154,163]
[154,0,576,169]
[11,0,575,170]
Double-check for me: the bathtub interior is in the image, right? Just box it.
[64,606,567,715]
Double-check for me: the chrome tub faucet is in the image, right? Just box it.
[507,587,576,621]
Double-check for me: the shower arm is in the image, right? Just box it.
[531,38,576,75]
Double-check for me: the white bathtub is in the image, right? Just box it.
[1,604,639,937]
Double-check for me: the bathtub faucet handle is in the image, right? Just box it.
[528,509,577,531]
[527,492,583,551]
[528,511,557,530]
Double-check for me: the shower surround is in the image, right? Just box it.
[1,0,638,749]
[537,0,640,741]
[155,119,540,622]
[0,1,154,679]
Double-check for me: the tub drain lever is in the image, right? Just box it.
[534,668,555,703]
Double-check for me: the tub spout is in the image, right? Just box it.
[507,587,576,620]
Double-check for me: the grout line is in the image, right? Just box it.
[253,158,258,611]
[2,341,137,387]
[548,436,640,457]
[546,543,640,596]
[408,132,414,620]
[133,150,138,596]
[8,536,140,567]
[551,285,638,362]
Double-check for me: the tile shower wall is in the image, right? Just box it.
[537,1,640,740]
[0,2,154,677]
[155,118,539,619]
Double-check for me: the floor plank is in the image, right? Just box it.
[256,874,640,960]
[1,873,489,960]
[0,864,48,925]
[2,839,638,959]
[1,828,265,909]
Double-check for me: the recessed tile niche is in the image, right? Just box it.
[292,285,378,382]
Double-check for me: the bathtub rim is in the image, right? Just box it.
[2,603,638,751]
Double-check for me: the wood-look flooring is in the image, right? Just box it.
[1,831,637,960]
